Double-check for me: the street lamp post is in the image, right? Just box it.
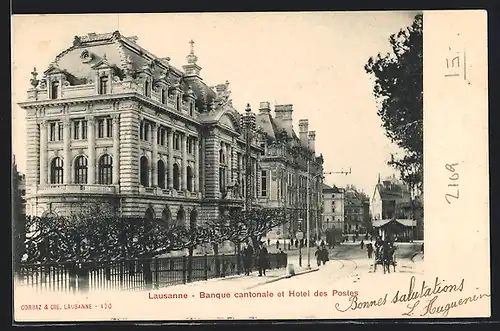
[306,168,352,269]
[241,103,256,212]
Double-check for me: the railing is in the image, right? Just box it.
[38,184,116,194]
[16,253,287,292]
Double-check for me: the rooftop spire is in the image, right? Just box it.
[186,39,198,64]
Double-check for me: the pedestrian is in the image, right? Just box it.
[367,243,373,259]
[315,246,322,267]
[276,239,280,250]
[321,246,329,265]
[267,238,270,246]
[295,239,298,248]
[258,242,269,276]
[352,235,355,243]
[243,243,254,275]
[360,240,364,250]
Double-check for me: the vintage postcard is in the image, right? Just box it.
[11,10,489,322]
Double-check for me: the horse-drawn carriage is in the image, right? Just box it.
[373,242,397,274]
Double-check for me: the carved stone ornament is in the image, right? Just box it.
[54,150,59,157]
[103,147,108,153]
[113,75,120,82]
[80,49,94,63]
[73,36,82,46]
[79,148,85,155]
[30,67,39,89]
[39,79,47,89]
[63,80,70,87]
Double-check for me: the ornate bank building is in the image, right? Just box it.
[19,31,323,232]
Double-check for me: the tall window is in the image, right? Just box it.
[97,119,105,138]
[74,156,88,184]
[187,138,193,154]
[73,119,87,140]
[106,118,113,137]
[49,122,63,141]
[140,156,149,187]
[98,154,113,184]
[144,79,150,97]
[173,133,180,150]
[260,143,265,155]
[50,157,64,184]
[219,166,226,193]
[51,81,59,99]
[189,102,194,116]
[261,170,267,197]
[161,88,167,104]
[157,160,166,189]
[157,127,166,146]
[176,94,182,110]
[173,163,180,190]
[186,166,193,192]
[99,76,109,94]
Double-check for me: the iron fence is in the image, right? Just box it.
[15,253,287,292]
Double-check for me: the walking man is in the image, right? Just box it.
[258,242,269,276]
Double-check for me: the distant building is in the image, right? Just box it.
[322,184,344,232]
[370,174,411,221]
[370,174,422,240]
[344,185,369,234]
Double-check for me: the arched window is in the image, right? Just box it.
[50,157,64,184]
[186,166,193,192]
[98,154,113,185]
[173,163,180,190]
[176,207,185,227]
[140,156,149,186]
[158,160,166,189]
[190,209,198,230]
[162,207,171,224]
[74,156,88,184]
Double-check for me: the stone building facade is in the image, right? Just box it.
[322,184,344,232]
[256,102,324,240]
[19,31,265,227]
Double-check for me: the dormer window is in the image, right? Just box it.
[144,79,151,97]
[189,102,194,116]
[51,81,59,99]
[161,88,167,104]
[176,94,182,110]
[99,75,109,94]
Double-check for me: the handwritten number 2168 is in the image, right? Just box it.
[445,163,459,204]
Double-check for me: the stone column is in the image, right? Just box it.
[253,158,258,199]
[181,133,187,191]
[39,120,48,185]
[225,143,231,185]
[87,116,96,184]
[112,114,120,185]
[194,138,199,192]
[63,118,71,184]
[167,129,174,189]
[152,123,158,187]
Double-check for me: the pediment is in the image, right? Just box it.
[44,66,66,75]
[219,114,236,131]
[91,58,113,70]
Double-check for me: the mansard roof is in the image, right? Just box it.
[48,30,216,112]
[257,111,300,145]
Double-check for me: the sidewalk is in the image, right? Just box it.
[159,255,319,292]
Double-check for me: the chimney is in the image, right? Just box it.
[298,119,309,147]
[259,101,271,114]
[308,131,316,153]
[275,104,293,124]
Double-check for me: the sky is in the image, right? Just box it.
[11,11,418,196]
